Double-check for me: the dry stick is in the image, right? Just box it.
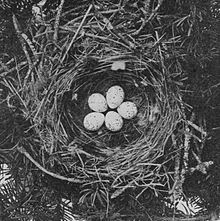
[169,135,181,198]
[187,120,207,136]
[5,58,15,65]
[61,4,93,63]
[17,146,84,183]
[3,78,28,111]
[0,60,9,72]
[53,0,65,42]
[204,82,220,94]
[12,14,33,86]
[0,58,26,79]
[111,179,136,199]
[184,125,192,163]
[132,0,164,36]
[102,17,136,50]
[179,124,191,191]
[0,61,27,77]
[21,33,38,59]
[12,14,32,70]
[0,60,40,79]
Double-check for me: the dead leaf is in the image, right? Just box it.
[111,61,126,71]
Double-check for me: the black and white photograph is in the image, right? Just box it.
[0,0,219,220]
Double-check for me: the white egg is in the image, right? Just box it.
[117,101,138,119]
[106,85,124,109]
[83,112,105,131]
[88,93,108,112]
[105,111,123,132]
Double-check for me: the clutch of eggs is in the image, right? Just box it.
[83,112,105,131]
[88,93,108,112]
[106,85,124,109]
[117,101,138,119]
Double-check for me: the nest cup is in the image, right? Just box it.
[62,60,153,150]
[51,57,182,185]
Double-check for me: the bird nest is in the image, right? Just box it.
[27,55,182,198]
[1,1,185,218]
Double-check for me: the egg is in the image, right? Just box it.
[106,85,124,109]
[88,93,108,112]
[83,112,105,131]
[105,111,123,132]
[117,101,138,119]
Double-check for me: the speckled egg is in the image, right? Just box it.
[88,93,108,112]
[83,112,105,131]
[117,101,138,119]
[105,111,123,132]
[106,85,125,109]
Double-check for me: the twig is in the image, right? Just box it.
[111,180,135,199]
[187,120,207,136]
[189,150,214,174]
[169,134,182,200]
[53,0,65,42]
[21,33,38,59]
[183,126,191,172]
[102,17,136,49]
[17,146,84,183]
[132,0,164,36]
[61,4,93,63]
[189,161,214,174]
[0,61,40,78]
[204,82,220,94]
[178,123,191,193]
[3,78,28,111]
[0,60,9,72]
[12,14,34,86]
[12,14,32,70]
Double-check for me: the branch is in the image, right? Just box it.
[53,0,65,42]
[21,33,38,59]
[178,123,191,191]
[17,146,84,183]
[12,14,32,70]
[189,151,214,174]
[12,14,34,86]
[183,126,191,171]
[187,120,207,136]
[168,135,182,200]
